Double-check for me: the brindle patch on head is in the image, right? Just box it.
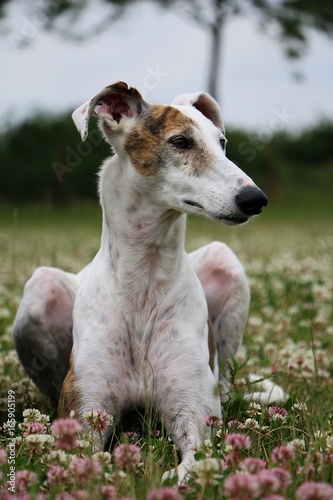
[143,105,197,138]
[125,104,219,177]
[124,105,199,177]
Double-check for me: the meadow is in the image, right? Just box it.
[0,202,332,499]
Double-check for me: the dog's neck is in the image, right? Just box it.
[99,156,187,311]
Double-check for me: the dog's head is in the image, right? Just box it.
[72,81,267,225]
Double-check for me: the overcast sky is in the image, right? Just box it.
[1,1,333,133]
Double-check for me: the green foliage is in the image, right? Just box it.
[0,113,110,205]
[274,120,333,166]
[1,113,333,207]
[226,120,333,204]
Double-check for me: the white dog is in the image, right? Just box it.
[13,82,269,481]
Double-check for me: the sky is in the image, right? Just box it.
[1,1,333,133]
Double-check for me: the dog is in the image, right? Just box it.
[13,81,269,481]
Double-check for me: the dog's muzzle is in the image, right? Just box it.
[236,186,268,216]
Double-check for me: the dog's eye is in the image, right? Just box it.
[220,137,227,151]
[169,136,193,150]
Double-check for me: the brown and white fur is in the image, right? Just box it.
[13,82,275,482]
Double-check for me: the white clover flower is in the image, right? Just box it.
[244,418,260,430]
[193,458,220,473]
[104,472,114,483]
[204,439,212,448]
[25,434,53,445]
[82,408,113,432]
[0,374,11,388]
[2,421,14,435]
[236,377,247,388]
[115,470,127,479]
[262,306,274,317]
[23,409,50,425]
[264,343,277,357]
[271,413,288,423]
[252,333,266,344]
[318,369,330,378]
[23,408,42,422]
[200,438,213,457]
[261,367,272,377]
[40,414,50,425]
[1,350,21,370]
[0,307,10,319]
[92,451,112,465]
[76,439,91,449]
[225,444,233,454]
[313,284,332,301]
[247,402,262,417]
[248,316,263,331]
[236,345,247,364]
[288,438,306,452]
[47,450,69,465]
[315,349,329,365]
[192,458,220,486]
[24,434,54,454]
[292,402,308,413]
[216,429,223,439]
[15,436,23,446]
[313,431,328,440]
[325,436,333,453]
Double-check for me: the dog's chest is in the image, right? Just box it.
[117,298,177,361]
[103,303,179,405]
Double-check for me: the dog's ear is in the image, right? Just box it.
[72,82,149,141]
[171,92,225,133]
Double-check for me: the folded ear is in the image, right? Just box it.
[171,91,225,133]
[72,81,149,141]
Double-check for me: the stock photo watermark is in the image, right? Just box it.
[6,389,16,493]
[52,64,169,183]
[7,0,62,52]
[52,128,104,183]
[135,65,169,98]
[237,107,296,163]
[30,331,71,378]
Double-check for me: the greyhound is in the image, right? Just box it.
[13,81,269,481]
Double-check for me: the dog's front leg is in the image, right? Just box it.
[154,347,221,483]
[164,419,211,483]
[59,356,116,451]
[161,398,221,483]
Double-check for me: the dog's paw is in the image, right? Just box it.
[162,463,190,484]
[244,374,287,404]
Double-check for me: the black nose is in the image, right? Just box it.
[235,186,268,216]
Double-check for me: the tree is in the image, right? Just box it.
[1,0,333,101]
[165,0,333,101]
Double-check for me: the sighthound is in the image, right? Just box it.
[14,81,269,481]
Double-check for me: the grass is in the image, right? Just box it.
[0,201,332,498]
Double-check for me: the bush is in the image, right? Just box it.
[0,114,332,205]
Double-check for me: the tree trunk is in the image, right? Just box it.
[208,0,225,103]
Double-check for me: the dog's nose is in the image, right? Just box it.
[236,186,268,216]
